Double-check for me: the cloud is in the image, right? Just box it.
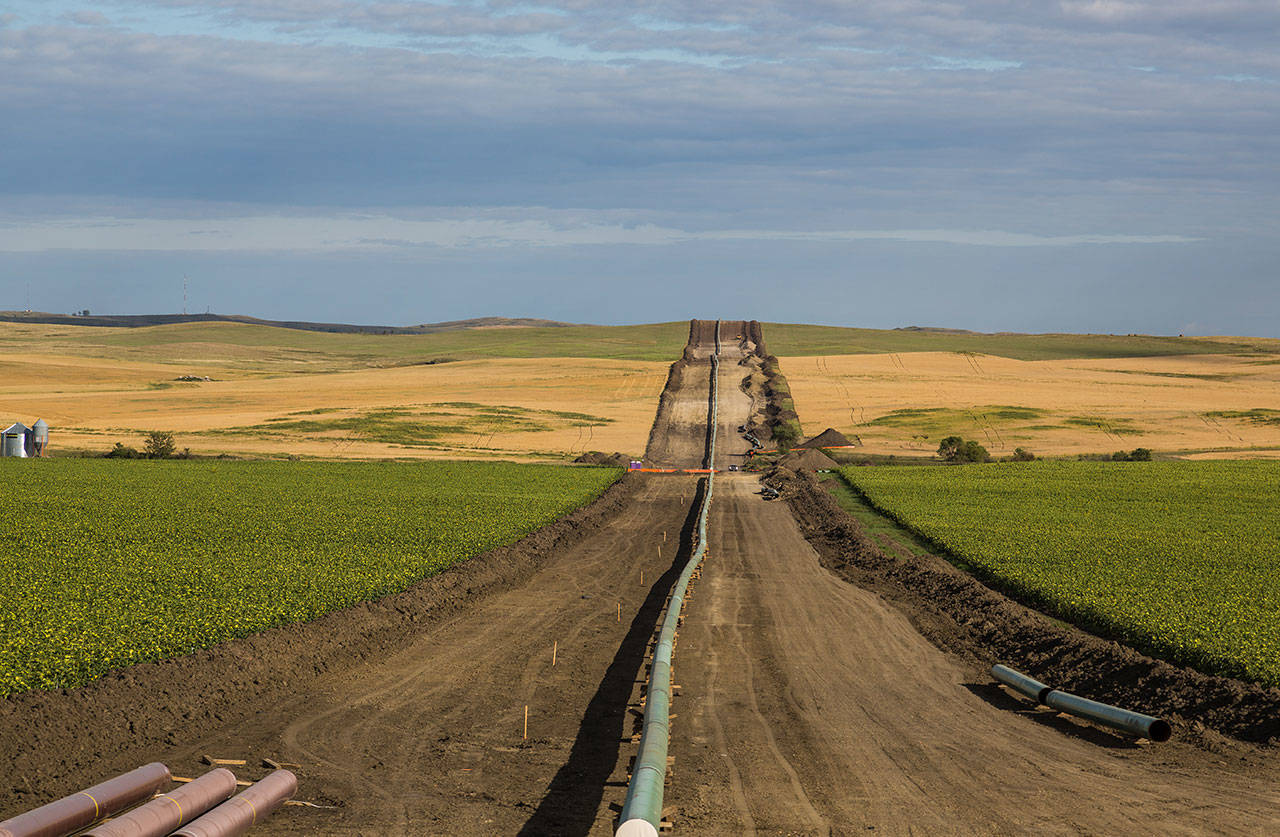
[66,11,111,27]
[0,0,1274,333]
[0,210,1203,253]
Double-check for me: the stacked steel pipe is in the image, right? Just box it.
[616,321,721,837]
[171,771,297,837]
[0,765,296,837]
[0,763,171,837]
[81,770,237,837]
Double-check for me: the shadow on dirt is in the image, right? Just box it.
[517,478,707,836]
[963,682,1140,750]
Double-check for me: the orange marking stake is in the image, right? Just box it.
[552,640,558,666]
[523,706,529,740]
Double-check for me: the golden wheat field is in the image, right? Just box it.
[7,320,1280,462]
[0,323,670,461]
[781,351,1280,459]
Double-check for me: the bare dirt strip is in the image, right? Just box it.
[667,473,1280,834]
[662,328,1280,835]
[6,319,1280,835]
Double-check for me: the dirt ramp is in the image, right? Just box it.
[642,356,703,467]
[644,320,729,467]
[691,319,719,351]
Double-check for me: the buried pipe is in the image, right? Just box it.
[991,665,1172,742]
[0,763,171,837]
[169,770,297,837]
[617,321,721,837]
[82,769,237,837]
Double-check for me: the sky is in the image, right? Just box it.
[0,1,1277,334]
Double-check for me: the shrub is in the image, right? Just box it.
[1011,447,1036,462]
[144,431,177,459]
[104,443,141,459]
[772,420,803,448]
[938,436,990,463]
[938,436,963,459]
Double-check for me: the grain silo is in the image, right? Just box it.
[2,422,30,458]
[32,419,48,456]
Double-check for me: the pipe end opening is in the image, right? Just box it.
[1148,720,1172,742]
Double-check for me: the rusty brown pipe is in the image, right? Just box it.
[169,770,297,837]
[0,763,171,837]
[81,769,237,837]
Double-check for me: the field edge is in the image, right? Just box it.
[0,472,641,814]
[765,468,1280,746]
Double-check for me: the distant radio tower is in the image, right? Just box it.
[183,275,188,315]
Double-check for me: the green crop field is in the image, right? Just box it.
[765,322,1277,361]
[0,459,620,696]
[840,461,1280,686]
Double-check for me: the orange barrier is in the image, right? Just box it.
[630,468,718,474]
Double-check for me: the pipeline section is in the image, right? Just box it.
[171,770,298,837]
[1,765,296,837]
[616,321,720,837]
[82,770,238,837]
[991,664,1172,742]
[0,763,171,837]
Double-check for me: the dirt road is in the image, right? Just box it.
[7,319,1278,835]
[143,324,736,834]
[145,473,697,836]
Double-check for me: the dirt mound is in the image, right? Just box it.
[776,470,1280,744]
[777,448,839,471]
[800,427,853,449]
[573,451,631,468]
[765,465,795,482]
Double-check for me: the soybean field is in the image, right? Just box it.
[841,461,1280,686]
[0,459,620,696]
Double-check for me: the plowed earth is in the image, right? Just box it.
[4,320,1279,835]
